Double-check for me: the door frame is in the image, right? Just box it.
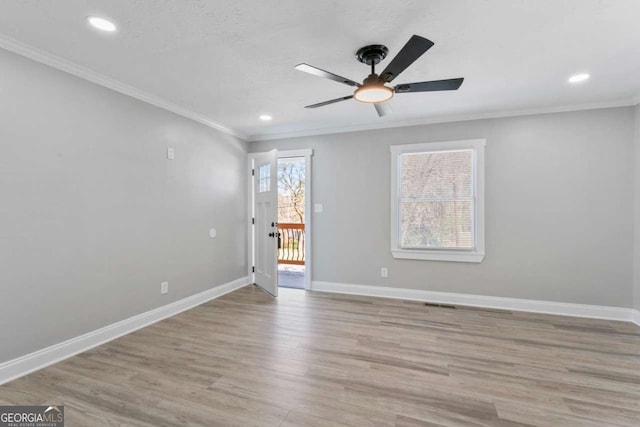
[248,149,313,290]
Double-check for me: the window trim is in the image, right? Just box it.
[390,139,486,263]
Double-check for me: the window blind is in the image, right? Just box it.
[399,149,474,249]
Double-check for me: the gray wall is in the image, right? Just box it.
[635,104,640,311]
[0,49,248,363]
[251,108,635,308]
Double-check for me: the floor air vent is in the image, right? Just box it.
[424,302,456,309]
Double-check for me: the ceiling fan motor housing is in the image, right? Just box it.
[362,74,381,86]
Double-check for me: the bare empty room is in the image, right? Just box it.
[1,1,640,426]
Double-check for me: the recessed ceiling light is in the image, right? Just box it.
[87,16,117,32]
[568,73,590,84]
[259,115,272,121]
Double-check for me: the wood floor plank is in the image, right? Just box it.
[1,285,639,426]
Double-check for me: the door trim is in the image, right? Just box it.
[278,149,313,291]
[247,154,255,283]
[248,149,313,290]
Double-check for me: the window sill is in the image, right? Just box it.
[391,249,485,263]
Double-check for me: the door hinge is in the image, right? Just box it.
[252,217,255,225]
[251,169,255,176]
[252,266,255,273]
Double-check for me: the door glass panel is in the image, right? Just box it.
[258,163,271,193]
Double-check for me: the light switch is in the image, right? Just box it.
[167,147,175,160]
[209,228,217,238]
[314,203,323,213]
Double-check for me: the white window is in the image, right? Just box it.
[390,139,485,262]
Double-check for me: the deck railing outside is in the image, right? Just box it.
[278,223,305,265]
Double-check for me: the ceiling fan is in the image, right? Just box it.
[294,35,463,117]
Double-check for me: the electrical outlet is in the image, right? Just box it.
[161,281,169,294]
[167,147,175,160]
[381,267,388,278]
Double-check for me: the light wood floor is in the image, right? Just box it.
[2,286,640,426]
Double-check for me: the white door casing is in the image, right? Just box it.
[276,149,313,290]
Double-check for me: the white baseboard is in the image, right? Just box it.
[632,309,640,327]
[311,281,636,323]
[0,276,250,386]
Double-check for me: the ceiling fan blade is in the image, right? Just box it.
[379,35,434,83]
[395,78,464,93]
[374,102,393,117]
[295,63,360,87]
[305,95,354,109]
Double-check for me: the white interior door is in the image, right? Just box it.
[253,150,278,296]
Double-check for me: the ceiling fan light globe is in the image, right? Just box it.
[354,86,394,103]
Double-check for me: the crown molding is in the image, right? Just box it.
[0,34,247,140]
[247,98,637,142]
[2,33,636,144]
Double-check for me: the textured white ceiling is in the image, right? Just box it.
[1,0,639,140]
